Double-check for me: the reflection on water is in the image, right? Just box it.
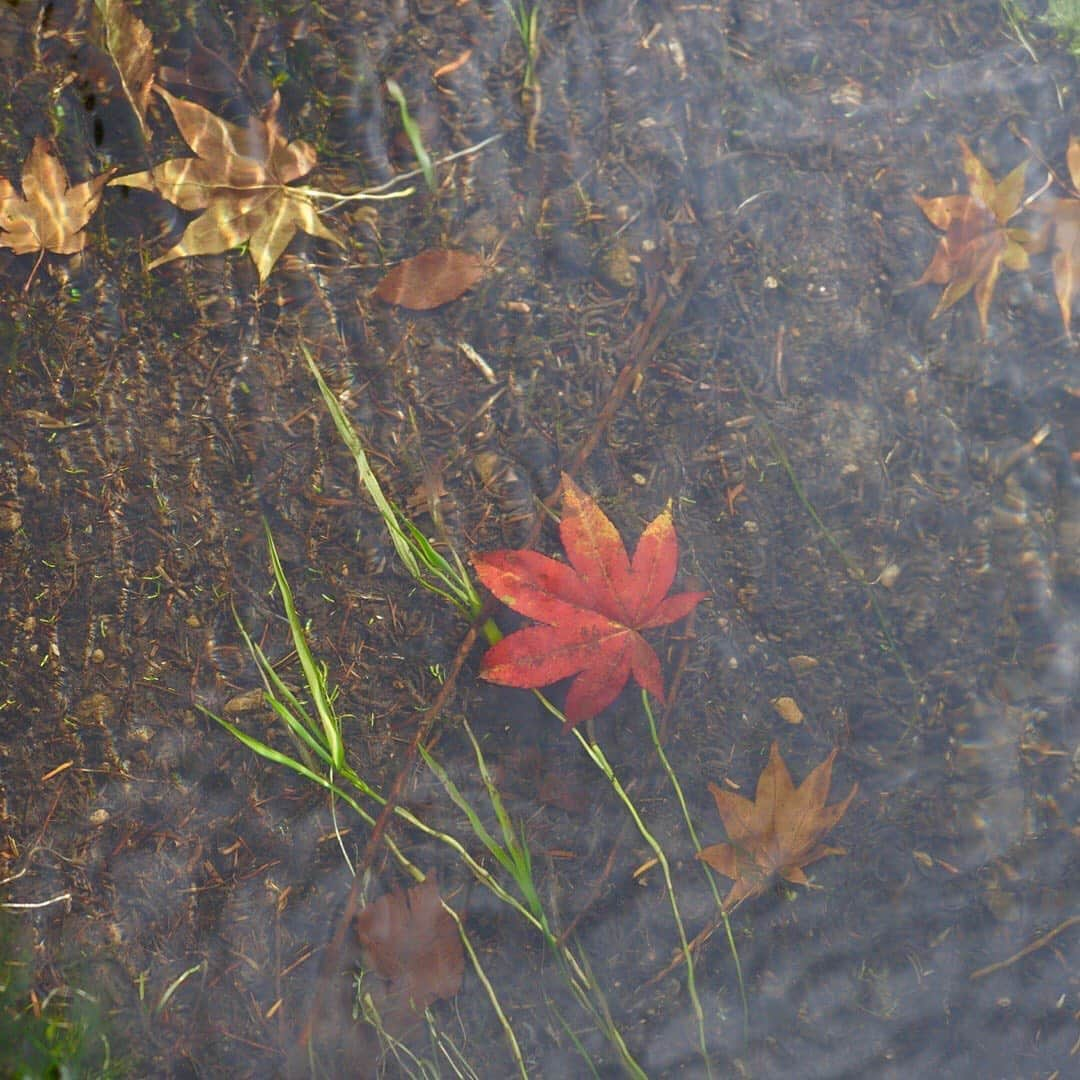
[1,1,1076,1076]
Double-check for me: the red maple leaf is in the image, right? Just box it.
[473,474,706,729]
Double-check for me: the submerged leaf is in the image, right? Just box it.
[698,741,858,911]
[110,86,345,281]
[0,138,113,288]
[93,0,155,139]
[1043,135,1080,334]
[474,473,706,728]
[913,137,1034,335]
[353,877,464,1014]
[374,248,485,309]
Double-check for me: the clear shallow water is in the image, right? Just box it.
[0,1,1076,1076]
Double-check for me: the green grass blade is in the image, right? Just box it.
[385,79,436,193]
[263,522,344,769]
[643,691,748,1040]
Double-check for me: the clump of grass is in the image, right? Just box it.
[0,913,120,1078]
[505,2,540,93]
[1045,0,1080,54]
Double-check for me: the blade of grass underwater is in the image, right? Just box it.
[200,707,432,882]
[419,744,523,888]
[422,733,643,1077]
[642,691,748,1040]
[302,343,499,637]
[385,79,437,193]
[263,522,344,770]
[301,343,423,581]
[458,718,544,920]
[525,688,713,1078]
[440,900,527,1079]
[398,514,482,619]
[572,726,712,1078]
[236,618,332,769]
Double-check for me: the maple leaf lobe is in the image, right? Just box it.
[1043,134,1080,333]
[473,473,705,728]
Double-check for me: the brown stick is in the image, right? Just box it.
[969,915,1080,981]
[563,256,715,483]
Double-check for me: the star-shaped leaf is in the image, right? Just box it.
[0,137,112,272]
[110,86,343,281]
[913,137,1034,335]
[697,741,858,911]
[473,473,706,729]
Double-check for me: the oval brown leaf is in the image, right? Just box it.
[353,877,463,1011]
[374,248,485,309]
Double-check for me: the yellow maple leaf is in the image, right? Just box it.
[111,86,345,282]
[0,137,113,289]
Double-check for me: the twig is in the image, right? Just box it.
[969,915,1080,980]
[0,892,72,911]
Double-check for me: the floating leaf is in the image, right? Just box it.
[473,473,706,729]
[110,86,344,282]
[0,138,113,288]
[698,741,858,911]
[93,0,155,140]
[374,248,485,309]
[913,137,1034,335]
[354,878,464,1016]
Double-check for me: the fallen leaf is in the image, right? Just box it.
[354,878,463,1017]
[110,86,344,281]
[473,473,706,729]
[0,138,113,288]
[374,248,485,309]
[93,0,155,140]
[698,741,857,910]
[1043,135,1080,334]
[913,137,1034,335]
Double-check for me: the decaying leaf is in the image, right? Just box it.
[474,473,706,729]
[1044,135,1080,334]
[698,741,857,911]
[0,138,113,287]
[913,137,1034,334]
[110,86,344,281]
[93,0,155,140]
[353,877,464,1017]
[374,248,485,309]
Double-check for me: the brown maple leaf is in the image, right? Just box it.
[1043,135,1080,335]
[913,137,1034,335]
[473,473,706,729]
[0,137,113,289]
[698,741,858,911]
[110,86,345,281]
